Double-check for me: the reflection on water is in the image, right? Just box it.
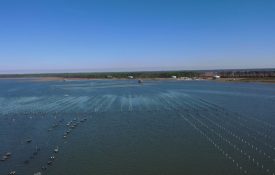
[0,80,275,175]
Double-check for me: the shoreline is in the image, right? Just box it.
[215,78,275,84]
[0,77,275,84]
[0,77,183,81]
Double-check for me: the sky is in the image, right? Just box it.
[0,0,275,73]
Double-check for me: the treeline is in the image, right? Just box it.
[219,70,275,78]
[0,71,200,79]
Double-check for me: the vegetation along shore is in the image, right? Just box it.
[0,69,275,83]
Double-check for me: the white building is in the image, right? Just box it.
[180,77,192,80]
[213,75,221,79]
[171,76,177,79]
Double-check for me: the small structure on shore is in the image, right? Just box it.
[213,75,221,79]
[171,76,177,79]
[180,77,192,80]
[128,76,134,79]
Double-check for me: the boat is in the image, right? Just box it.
[26,139,32,143]
[9,171,16,175]
[80,118,87,122]
[33,172,42,175]
[1,155,8,161]
[6,152,12,157]
[54,146,59,153]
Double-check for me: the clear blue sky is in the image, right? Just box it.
[0,0,275,73]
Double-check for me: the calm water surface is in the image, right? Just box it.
[0,80,275,175]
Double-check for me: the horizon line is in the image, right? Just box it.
[1,67,275,75]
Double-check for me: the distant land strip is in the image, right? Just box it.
[0,69,275,83]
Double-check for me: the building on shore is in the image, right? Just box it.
[171,76,177,79]
[213,75,221,79]
[180,77,192,80]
